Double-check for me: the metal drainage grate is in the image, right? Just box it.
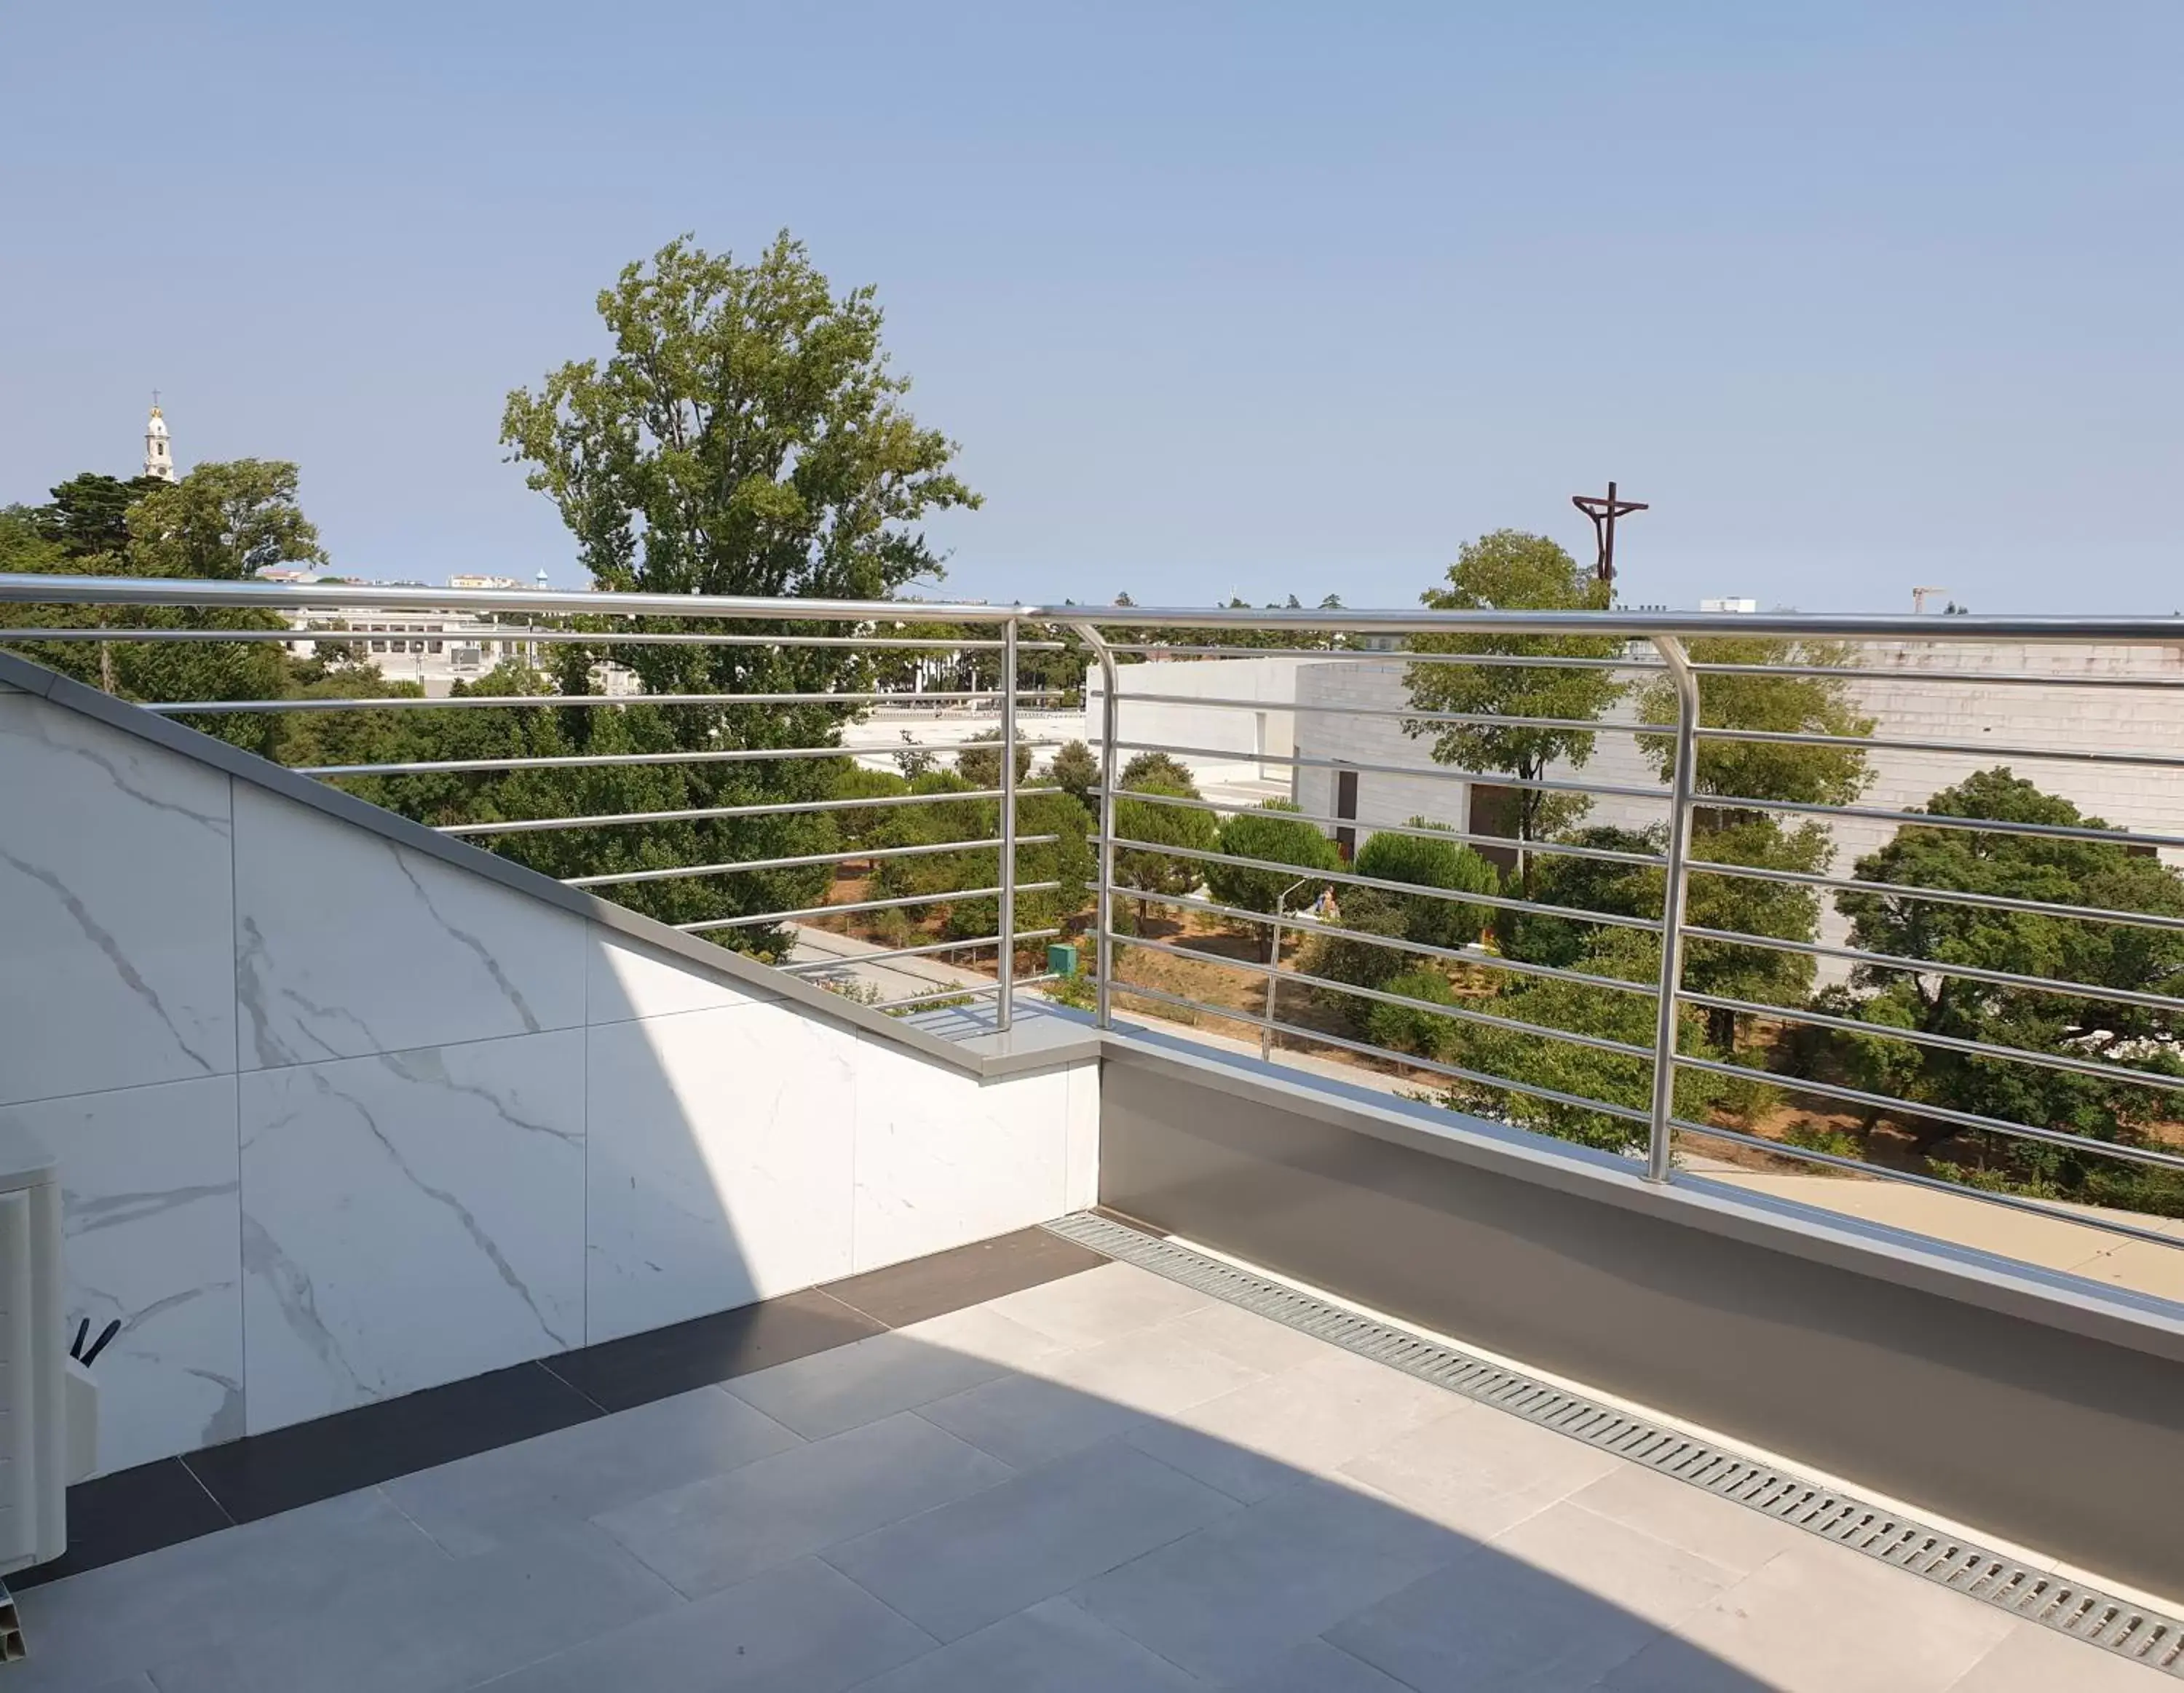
[1043,1210,2184,1678]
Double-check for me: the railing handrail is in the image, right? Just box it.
[9,571,2184,645]
[12,571,2184,1285]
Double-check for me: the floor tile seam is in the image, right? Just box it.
[367,1481,467,1565]
[1330,1463,1574,1555]
[1522,1486,1803,1593]
[1314,1631,1433,1693]
[1472,1511,1755,1646]
[165,1454,240,1533]
[1032,1587,1233,1692]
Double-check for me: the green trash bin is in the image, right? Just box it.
[1047,942,1080,979]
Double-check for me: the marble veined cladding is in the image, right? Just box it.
[1,1074,245,1472]
[585,927,778,1024]
[0,694,235,1106]
[239,1031,586,1432]
[231,782,585,1071]
[585,1001,858,1344]
[851,1036,1077,1274]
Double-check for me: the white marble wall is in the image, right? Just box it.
[1,688,1097,1469]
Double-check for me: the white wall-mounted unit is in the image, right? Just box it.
[0,1123,69,1577]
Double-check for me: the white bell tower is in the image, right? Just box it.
[143,395,175,483]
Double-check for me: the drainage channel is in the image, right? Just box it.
[1043,1209,2184,1679]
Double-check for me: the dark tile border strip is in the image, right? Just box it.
[16,1226,1108,1590]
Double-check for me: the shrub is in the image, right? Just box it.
[1204,801,1340,916]
[1120,750,1198,795]
[1304,887,1414,1029]
[1047,740,1101,813]
[1111,776,1219,928]
[956,729,1034,789]
[830,765,913,848]
[1364,968,1460,1059]
[1354,820,1500,950]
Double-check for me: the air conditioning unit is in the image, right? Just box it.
[0,1123,97,1586]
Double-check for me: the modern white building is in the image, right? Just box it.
[1097,638,2184,957]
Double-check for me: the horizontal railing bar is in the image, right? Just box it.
[873,974,1058,1012]
[1685,857,2184,934]
[1113,739,1672,804]
[1679,989,2184,1094]
[1099,646,1661,673]
[1110,689,1674,737]
[14,574,2184,642]
[0,574,1036,624]
[0,625,1066,651]
[1105,975,1654,1125]
[1688,659,2184,690]
[1691,722,2184,772]
[147,689,1061,715]
[300,740,1073,777]
[1666,1118,2184,1254]
[1109,690,2184,774]
[1080,606,2184,643]
[1669,1052,2184,1175]
[676,883,1057,931]
[1099,833,1664,930]
[565,834,1055,888]
[780,930,1060,974]
[1104,787,1666,868]
[1125,887,1661,996]
[1679,924,2184,1015]
[438,786,1061,837]
[1109,932,1657,1060]
[1690,793,2184,855]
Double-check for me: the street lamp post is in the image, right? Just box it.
[1263,875,1318,1063]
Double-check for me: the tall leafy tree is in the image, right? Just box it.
[1626,635,1875,1043]
[1827,769,2184,1215]
[1402,531,1626,890]
[499,234,981,943]
[125,461,326,580]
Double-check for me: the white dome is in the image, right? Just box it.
[146,409,169,437]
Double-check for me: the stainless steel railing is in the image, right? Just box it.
[9,573,2184,1270]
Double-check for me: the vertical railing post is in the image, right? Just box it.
[1067,622,1123,1031]
[1646,634,1700,1183]
[996,616,1019,1033]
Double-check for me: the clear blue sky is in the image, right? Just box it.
[4,3,2177,613]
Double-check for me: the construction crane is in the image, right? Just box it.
[1912,586,1950,614]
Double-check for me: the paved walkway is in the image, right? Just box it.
[13,1256,2164,1690]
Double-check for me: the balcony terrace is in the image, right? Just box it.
[2,576,2182,1688]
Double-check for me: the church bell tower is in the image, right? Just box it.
[144,397,175,482]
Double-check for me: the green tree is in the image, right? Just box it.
[956,729,1034,789]
[1597,635,1878,1045]
[1,464,323,757]
[125,461,327,580]
[1364,967,1460,1060]
[1048,740,1101,814]
[499,233,981,948]
[1203,801,1340,916]
[1433,929,1728,1154]
[1120,750,1197,793]
[1826,769,2184,1214]
[31,472,170,563]
[1112,782,1219,928]
[1303,888,1415,1025]
[1402,531,1626,889]
[1354,820,1500,950]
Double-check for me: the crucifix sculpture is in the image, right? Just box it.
[1571,481,1647,587]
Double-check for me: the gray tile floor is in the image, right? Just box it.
[14,1260,2172,1691]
